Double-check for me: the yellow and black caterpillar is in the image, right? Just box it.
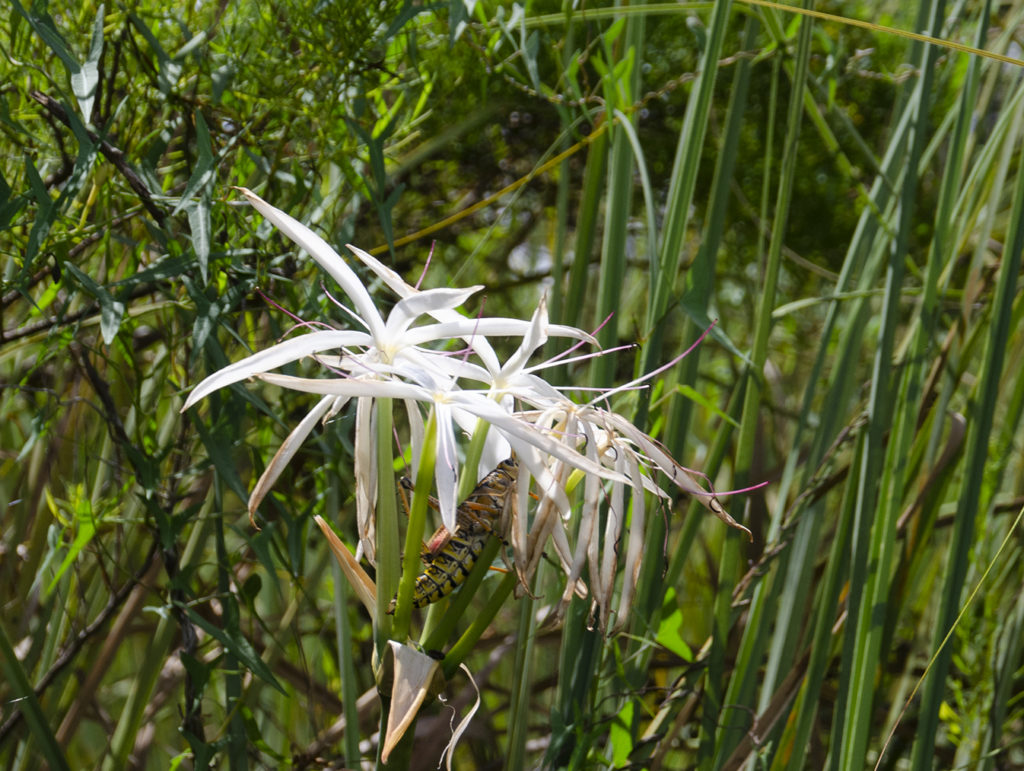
[386,458,518,613]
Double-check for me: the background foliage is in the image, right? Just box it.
[2,0,1024,769]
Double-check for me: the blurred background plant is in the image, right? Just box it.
[2,0,1023,769]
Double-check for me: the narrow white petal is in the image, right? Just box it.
[256,373,431,401]
[403,399,426,479]
[182,330,370,409]
[355,397,376,565]
[509,461,530,589]
[345,243,416,297]
[447,408,510,471]
[248,394,342,516]
[345,244,503,374]
[521,456,573,584]
[614,455,647,632]
[560,499,593,609]
[236,188,386,340]
[385,287,482,336]
[443,663,481,771]
[402,317,595,348]
[597,449,626,630]
[549,515,587,599]
[600,410,735,522]
[433,404,459,532]
[498,294,549,378]
[455,397,629,486]
[381,641,443,764]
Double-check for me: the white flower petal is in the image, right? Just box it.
[403,398,426,479]
[381,641,443,764]
[402,318,595,349]
[498,294,549,379]
[182,330,369,410]
[237,188,386,340]
[446,395,630,487]
[345,244,503,374]
[344,243,413,295]
[248,394,344,517]
[355,396,376,564]
[385,287,482,337]
[443,663,480,771]
[255,372,432,401]
[614,455,646,632]
[597,448,626,630]
[433,403,460,532]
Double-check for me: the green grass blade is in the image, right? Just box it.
[910,66,1024,771]
[712,5,813,763]
[590,9,645,388]
[637,0,733,406]
[0,619,71,771]
[839,2,946,765]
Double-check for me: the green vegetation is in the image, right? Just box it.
[2,0,1023,768]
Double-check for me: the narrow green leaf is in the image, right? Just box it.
[11,0,79,72]
[173,112,216,216]
[63,263,125,344]
[185,608,286,695]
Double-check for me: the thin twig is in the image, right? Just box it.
[29,91,167,224]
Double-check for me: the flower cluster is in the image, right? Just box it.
[182,188,749,630]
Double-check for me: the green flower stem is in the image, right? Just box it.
[422,534,505,653]
[374,399,398,654]
[390,415,438,641]
[507,556,545,770]
[442,565,516,680]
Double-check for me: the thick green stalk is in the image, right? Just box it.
[374,399,398,651]
[506,556,546,770]
[420,533,503,652]
[390,416,437,641]
[441,569,516,679]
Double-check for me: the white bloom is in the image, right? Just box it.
[182,189,601,554]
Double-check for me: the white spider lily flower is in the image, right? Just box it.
[181,189,750,639]
[181,189,596,544]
